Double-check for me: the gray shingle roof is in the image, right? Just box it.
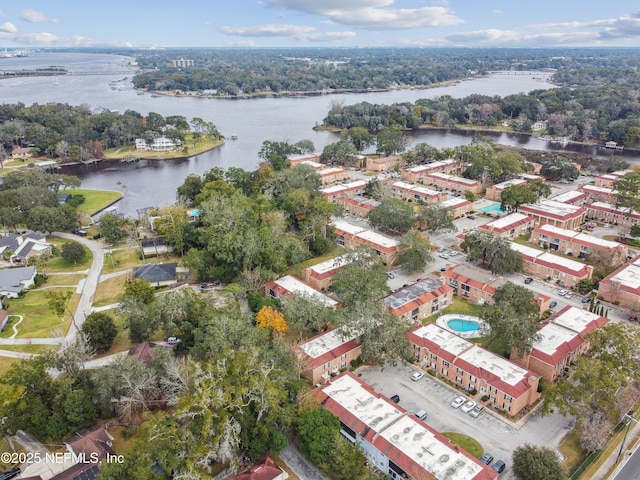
[132,263,177,283]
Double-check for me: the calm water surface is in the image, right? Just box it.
[1,52,637,216]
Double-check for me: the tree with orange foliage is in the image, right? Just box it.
[256,306,288,334]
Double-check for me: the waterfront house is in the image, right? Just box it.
[11,146,33,160]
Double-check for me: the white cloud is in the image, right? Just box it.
[266,0,462,30]
[219,24,315,37]
[219,23,355,42]
[329,6,462,30]
[0,22,17,33]
[492,10,502,14]
[20,9,57,23]
[224,40,259,47]
[447,11,640,46]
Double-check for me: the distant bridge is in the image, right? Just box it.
[488,70,554,76]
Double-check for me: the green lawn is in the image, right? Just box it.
[104,134,223,160]
[286,245,345,278]
[46,239,93,272]
[0,345,56,354]
[94,275,127,307]
[1,289,78,338]
[0,357,19,379]
[441,432,483,457]
[424,297,483,323]
[59,188,124,216]
[41,274,86,287]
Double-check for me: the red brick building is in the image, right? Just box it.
[292,327,362,384]
[479,213,535,240]
[335,195,380,218]
[319,180,367,202]
[598,255,640,309]
[423,172,483,194]
[401,159,458,183]
[301,254,354,290]
[511,306,609,382]
[383,278,453,321]
[440,197,473,218]
[390,181,448,204]
[519,199,586,230]
[484,178,527,201]
[407,323,541,416]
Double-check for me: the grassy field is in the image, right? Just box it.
[441,432,484,457]
[42,274,86,287]
[0,357,19,378]
[0,345,56,354]
[423,297,483,323]
[59,188,124,216]
[1,289,78,338]
[94,275,127,307]
[46,239,93,272]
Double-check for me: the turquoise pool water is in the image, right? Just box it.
[479,203,507,214]
[447,318,481,333]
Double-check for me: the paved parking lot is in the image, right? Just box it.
[357,363,575,480]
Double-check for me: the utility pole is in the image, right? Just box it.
[616,411,637,463]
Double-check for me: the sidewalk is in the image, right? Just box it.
[591,420,640,480]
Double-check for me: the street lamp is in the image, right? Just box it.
[616,411,638,463]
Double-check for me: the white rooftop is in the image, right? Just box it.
[582,185,616,194]
[485,212,531,230]
[522,199,583,217]
[412,324,472,357]
[537,224,621,249]
[510,242,544,258]
[308,254,354,275]
[407,159,456,173]
[493,178,527,189]
[538,252,587,272]
[379,415,484,480]
[273,276,338,307]
[551,306,603,334]
[519,173,541,180]
[531,322,579,356]
[332,220,367,236]
[289,153,321,161]
[320,167,348,175]
[321,184,348,194]
[323,374,402,432]
[610,258,640,291]
[355,230,398,249]
[552,190,586,203]
[458,346,530,387]
[299,160,325,169]
[300,326,357,359]
[441,197,471,208]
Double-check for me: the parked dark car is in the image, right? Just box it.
[549,300,557,308]
[467,214,476,220]
[71,228,87,237]
[0,467,21,480]
[479,453,494,465]
[524,277,533,284]
[390,394,400,403]
[582,296,591,304]
[492,460,506,473]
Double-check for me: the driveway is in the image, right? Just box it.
[53,232,104,350]
[357,363,574,480]
[280,443,328,480]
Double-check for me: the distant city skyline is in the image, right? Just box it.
[0,1,639,49]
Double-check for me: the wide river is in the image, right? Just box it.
[1,52,637,217]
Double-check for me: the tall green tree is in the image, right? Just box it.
[460,231,523,275]
[61,242,85,264]
[418,204,456,233]
[396,230,434,272]
[81,312,118,353]
[376,124,406,155]
[100,212,127,245]
[500,184,540,212]
[367,198,415,235]
[481,282,540,354]
[347,127,375,152]
[330,251,388,307]
[512,444,567,480]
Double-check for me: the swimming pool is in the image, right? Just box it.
[447,318,480,333]
[436,314,489,338]
[479,203,507,215]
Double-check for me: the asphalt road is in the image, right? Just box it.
[357,363,575,480]
[53,232,104,350]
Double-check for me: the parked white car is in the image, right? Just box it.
[558,289,568,296]
[460,400,477,413]
[439,253,449,259]
[449,251,458,256]
[469,405,484,418]
[411,371,424,382]
[450,396,466,409]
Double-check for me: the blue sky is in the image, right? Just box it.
[1,1,640,48]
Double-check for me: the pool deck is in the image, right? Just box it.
[436,313,489,339]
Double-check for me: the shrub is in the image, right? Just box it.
[481,395,489,402]
[469,388,478,396]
